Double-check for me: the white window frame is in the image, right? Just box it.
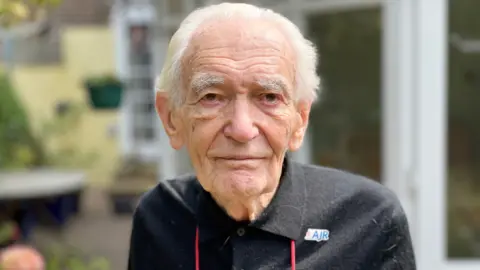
[112,2,164,161]
[286,0,416,222]
[126,23,156,156]
[289,0,479,269]
[410,0,480,269]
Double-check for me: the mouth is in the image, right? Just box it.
[213,156,266,168]
[215,156,265,161]
[212,155,266,170]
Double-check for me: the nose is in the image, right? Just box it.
[224,99,259,143]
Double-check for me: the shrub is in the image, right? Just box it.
[0,73,46,169]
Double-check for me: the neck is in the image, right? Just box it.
[212,190,277,221]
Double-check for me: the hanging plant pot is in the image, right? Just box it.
[86,84,123,109]
[83,75,124,110]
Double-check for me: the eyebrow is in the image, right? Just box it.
[189,73,292,98]
[190,73,225,93]
[255,76,290,94]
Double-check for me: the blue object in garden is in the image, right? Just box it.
[45,195,75,226]
[15,202,36,240]
[2,32,14,73]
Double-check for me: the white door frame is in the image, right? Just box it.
[288,0,418,238]
[111,1,159,156]
[288,0,479,269]
[389,0,446,269]
[111,1,177,180]
[411,0,480,269]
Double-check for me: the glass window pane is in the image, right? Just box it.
[128,24,155,144]
[305,8,382,181]
[129,25,151,65]
[447,0,480,259]
[167,0,184,15]
[194,0,205,7]
[129,78,153,89]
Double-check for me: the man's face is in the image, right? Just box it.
[157,19,311,201]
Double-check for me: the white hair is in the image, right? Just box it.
[155,2,320,107]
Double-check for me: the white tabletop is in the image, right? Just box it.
[0,169,86,200]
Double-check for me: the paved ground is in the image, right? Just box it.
[31,188,133,270]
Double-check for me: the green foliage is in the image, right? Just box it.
[0,0,62,28]
[44,252,110,270]
[0,73,46,168]
[0,72,96,169]
[0,245,110,270]
[35,103,98,169]
[0,221,16,244]
[42,245,110,270]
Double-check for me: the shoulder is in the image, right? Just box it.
[128,175,203,268]
[295,162,406,226]
[298,161,401,208]
[295,163,415,266]
[133,174,201,223]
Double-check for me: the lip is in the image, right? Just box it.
[215,156,264,160]
[214,157,264,168]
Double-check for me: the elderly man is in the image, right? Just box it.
[128,3,416,270]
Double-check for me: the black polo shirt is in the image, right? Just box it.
[128,159,416,270]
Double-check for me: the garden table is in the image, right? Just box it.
[0,170,85,200]
[0,170,86,239]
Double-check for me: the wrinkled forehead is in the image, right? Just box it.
[181,18,296,93]
[190,72,292,98]
[189,18,292,50]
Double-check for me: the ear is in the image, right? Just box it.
[288,100,312,151]
[155,91,184,150]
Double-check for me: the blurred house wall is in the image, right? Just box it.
[9,27,120,187]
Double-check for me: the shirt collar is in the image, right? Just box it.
[195,157,307,242]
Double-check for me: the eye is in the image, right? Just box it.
[260,93,282,105]
[203,93,218,101]
[199,93,223,106]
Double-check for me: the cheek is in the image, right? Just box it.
[258,110,294,153]
[184,114,223,156]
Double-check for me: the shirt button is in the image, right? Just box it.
[236,227,246,236]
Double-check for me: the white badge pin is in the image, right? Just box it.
[304,228,330,242]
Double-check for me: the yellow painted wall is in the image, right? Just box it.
[11,27,120,187]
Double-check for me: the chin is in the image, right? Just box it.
[221,172,268,198]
